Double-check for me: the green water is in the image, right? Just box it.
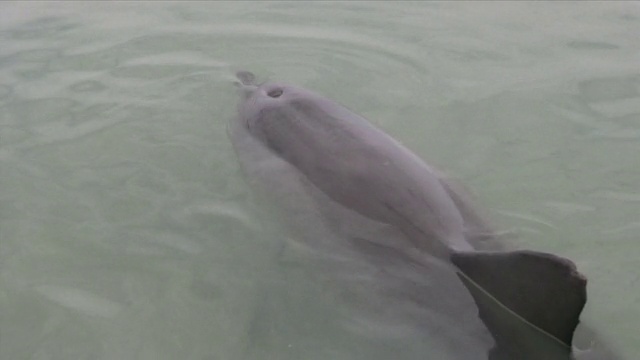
[1,2,638,359]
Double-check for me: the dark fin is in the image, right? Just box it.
[451,250,587,352]
[236,71,256,85]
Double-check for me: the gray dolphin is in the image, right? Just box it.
[230,71,619,359]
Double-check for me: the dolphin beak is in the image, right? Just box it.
[234,71,258,100]
[236,71,255,85]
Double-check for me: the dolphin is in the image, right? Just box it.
[229,71,619,359]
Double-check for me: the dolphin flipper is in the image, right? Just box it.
[451,250,587,358]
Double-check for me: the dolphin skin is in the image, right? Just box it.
[229,71,618,359]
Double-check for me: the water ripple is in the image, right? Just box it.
[35,285,122,318]
[1,2,639,359]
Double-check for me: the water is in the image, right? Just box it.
[1,2,638,359]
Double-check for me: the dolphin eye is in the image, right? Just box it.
[267,88,283,98]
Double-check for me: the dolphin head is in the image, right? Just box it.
[234,71,324,149]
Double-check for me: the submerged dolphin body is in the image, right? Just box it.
[230,71,615,359]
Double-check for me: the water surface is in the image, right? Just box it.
[1,2,639,359]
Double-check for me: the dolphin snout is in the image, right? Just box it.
[236,71,255,86]
[234,71,258,99]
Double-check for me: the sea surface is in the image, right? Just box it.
[1,2,639,359]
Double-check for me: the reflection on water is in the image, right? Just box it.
[0,2,638,359]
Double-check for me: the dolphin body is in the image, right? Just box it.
[229,71,617,360]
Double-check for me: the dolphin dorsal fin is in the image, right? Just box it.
[451,250,587,349]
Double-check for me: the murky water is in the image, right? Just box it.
[1,2,639,359]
